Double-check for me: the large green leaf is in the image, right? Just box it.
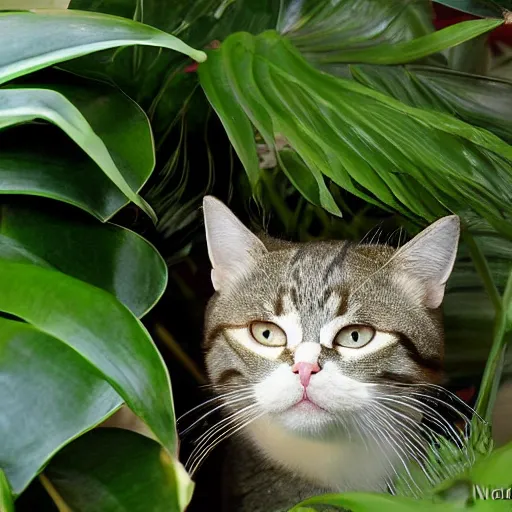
[0,79,154,221]
[0,260,176,454]
[0,202,167,317]
[0,316,122,495]
[44,429,193,512]
[0,470,13,512]
[0,87,155,220]
[198,31,512,234]
[292,18,502,65]
[0,10,205,85]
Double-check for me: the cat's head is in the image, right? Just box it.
[202,196,459,438]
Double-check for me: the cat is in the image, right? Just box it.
[196,195,462,512]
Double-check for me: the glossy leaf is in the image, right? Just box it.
[0,79,154,221]
[0,202,167,317]
[432,0,508,18]
[0,470,13,512]
[299,19,502,65]
[44,429,193,512]
[198,31,512,233]
[0,317,122,495]
[0,10,205,85]
[281,0,434,52]
[0,260,176,454]
[0,87,155,221]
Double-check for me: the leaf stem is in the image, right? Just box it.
[39,474,72,512]
[153,323,206,384]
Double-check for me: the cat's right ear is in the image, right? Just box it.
[203,196,267,291]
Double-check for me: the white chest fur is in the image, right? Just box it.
[245,417,390,492]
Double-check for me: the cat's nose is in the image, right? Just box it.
[292,362,320,388]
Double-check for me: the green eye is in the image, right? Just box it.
[250,322,287,347]
[334,325,375,348]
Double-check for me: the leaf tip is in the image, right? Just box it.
[192,50,207,63]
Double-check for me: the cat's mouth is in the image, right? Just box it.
[291,396,327,412]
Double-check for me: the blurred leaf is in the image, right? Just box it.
[0,79,156,220]
[0,10,205,85]
[44,429,193,512]
[290,492,454,511]
[432,0,510,18]
[0,316,122,495]
[0,470,13,512]
[281,0,434,53]
[0,87,155,220]
[470,440,512,487]
[346,64,512,143]
[443,230,512,376]
[444,34,490,74]
[0,260,176,453]
[199,31,512,234]
[0,202,167,317]
[0,1,69,7]
[294,19,503,65]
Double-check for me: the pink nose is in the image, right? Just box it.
[292,362,320,388]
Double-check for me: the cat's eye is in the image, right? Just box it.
[334,325,375,348]
[250,322,287,347]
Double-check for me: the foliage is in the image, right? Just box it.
[0,0,511,511]
[0,6,205,511]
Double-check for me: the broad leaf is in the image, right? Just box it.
[293,18,502,65]
[0,78,155,221]
[0,260,176,454]
[0,87,155,220]
[0,470,13,512]
[0,317,122,495]
[0,10,205,85]
[0,202,167,317]
[198,31,512,234]
[44,429,193,512]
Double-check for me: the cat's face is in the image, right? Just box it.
[202,197,459,439]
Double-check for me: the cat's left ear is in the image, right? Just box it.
[393,215,460,308]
